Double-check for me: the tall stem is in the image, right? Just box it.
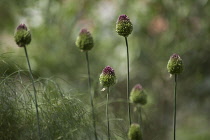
[138,107,143,140]
[106,87,110,140]
[125,37,131,126]
[85,52,98,140]
[24,46,41,140]
[173,74,177,140]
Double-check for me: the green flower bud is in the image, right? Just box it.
[128,123,143,140]
[99,66,116,87]
[130,84,147,105]
[167,54,184,75]
[75,28,94,51]
[14,23,31,47]
[116,14,133,37]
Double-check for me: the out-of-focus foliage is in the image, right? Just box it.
[0,0,210,139]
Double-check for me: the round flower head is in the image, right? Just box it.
[14,23,31,47]
[167,54,184,75]
[99,66,116,87]
[116,14,133,37]
[75,28,94,51]
[128,123,143,140]
[130,84,147,105]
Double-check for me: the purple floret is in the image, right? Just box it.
[102,66,115,75]
[118,14,130,21]
[171,54,180,59]
[17,23,27,30]
[133,84,143,91]
[79,28,90,35]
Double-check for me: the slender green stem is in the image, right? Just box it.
[106,87,110,140]
[173,74,177,140]
[24,46,41,140]
[137,107,140,125]
[138,107,143,140]
[125,37,131,126]
[85,52,98,140]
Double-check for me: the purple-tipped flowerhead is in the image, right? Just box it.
[99,66,116,87]
[133,84,143,91]
[130,84,147,105]
[128,123,143,140]
[14,23,31,47]
[75,28,94,52]
[116,14,133,37]
[102,66,115,75]
[118,14,130,21]
[17,23,28,30]
[167,54,184,75]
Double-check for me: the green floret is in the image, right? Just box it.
[99,73,116,87]
[130,90,147,105]
[116,20,133,37]
[128,124,143,140]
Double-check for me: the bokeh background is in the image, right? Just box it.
[0,0,210,140]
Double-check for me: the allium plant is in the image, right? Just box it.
[167,54,183,140]
[14,23,31,47]
[75,28,97,140]
[75,28,94,52]
[130,84,147,139]
[130,84,147,105]
[99,66,116,140]
[167,54,183,75]
[116,15,133,37]
[128,123,143,140]
[14,23,41,139]
[116,14,133,126]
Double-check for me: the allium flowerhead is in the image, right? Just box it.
[128,123,143,140]
[75,28,94,52]
[167,54,184,75]
[130,84,147,105]
[116,14,133,37]
[99,66,116,87]
[14,23,31,47]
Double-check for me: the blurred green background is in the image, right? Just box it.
[0,0,210,139]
